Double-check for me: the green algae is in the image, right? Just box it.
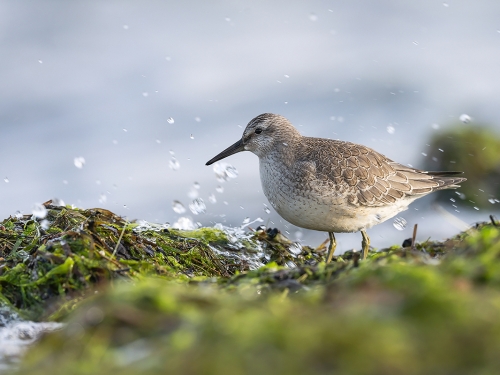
[17,223,500,375]
[3,202,500,374]
[0,202,321,320]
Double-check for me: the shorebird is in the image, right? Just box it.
[206,113,466,262]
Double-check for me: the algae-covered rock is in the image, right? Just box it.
[16,223,500,375]
[424,124,500,207]
[3,201,500,374]
[0,202,322,320]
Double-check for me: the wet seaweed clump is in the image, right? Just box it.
[0,201,323,320]
[16,221,500,375]
[4,201,500,374]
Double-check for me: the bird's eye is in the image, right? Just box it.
[255,128,262,134]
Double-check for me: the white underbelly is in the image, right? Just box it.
[259,160,411,233]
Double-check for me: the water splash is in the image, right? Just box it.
[31,204,47,219]
[172,200,186,214]
[189,198,206,215]
[213,162,239,182]
[169,157,180,171]
[73,157,85,169]
[459,114,471,123]
[393,217,407,231]
[172,217,196,230]
[289,242,303,255]
[52,198,65,207]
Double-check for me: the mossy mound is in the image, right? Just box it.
[16,221,500,375]
[0,202,323,320]
[424,124,500,207]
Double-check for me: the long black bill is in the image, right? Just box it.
[205,139,245,165]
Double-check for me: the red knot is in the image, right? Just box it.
[206,113,466,262]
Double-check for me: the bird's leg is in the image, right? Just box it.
[326,232,336,263]
[361,230,370,259]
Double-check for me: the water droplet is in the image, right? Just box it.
[474,206,479,211]
[187,187,199,199]
[375,214,382,222]
[123,24,129,29]
[432,123,440,129]
[167,117,175,124]
[32,203,47,219]
[213,162,239,182]
[309,13,318,21]
[242,217,250,224]
[193,182,200,190]
[63,180,68,185]
[172,200,186,214]
[208,194,217,203]
[38,60,43,64]
[263,204,271,214]
[4,177,8,183]
[189,198,206,215]
[216,185,224,193]
[412,41,419,45]
[195,117,201,122]
[438,148,444,152]
[393,217,407,230]
[52,198,65,207]
[289,242,302,255]
[386,125,395,134]
[98,194,107,204]
[455,191,466,200]
[142,92,149,97]
[169,157,180,171]
[40,219,50,230]
[74,157,85,169]
[190,134,194,139]
[337,116,344,123]
[443,2,449,7]
[459,114,471,123]
[112,140,118,145]
[489,198,496,204]
[285,261,297,268]
[450,198,456,202]
[165,56,171,61]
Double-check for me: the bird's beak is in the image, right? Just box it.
[206,139,245,165]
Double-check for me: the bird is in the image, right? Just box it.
[206,113,466,262]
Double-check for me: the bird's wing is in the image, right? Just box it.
[303,139,466,207]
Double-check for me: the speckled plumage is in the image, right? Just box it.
[206,113,466,260]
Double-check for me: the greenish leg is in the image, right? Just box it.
[326,232,336,263]
[361,230,370,260]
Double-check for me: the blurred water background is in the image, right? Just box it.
[1,0,500,252]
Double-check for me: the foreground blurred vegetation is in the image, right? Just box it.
[424,123,500,208]
[1,203,500,374]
